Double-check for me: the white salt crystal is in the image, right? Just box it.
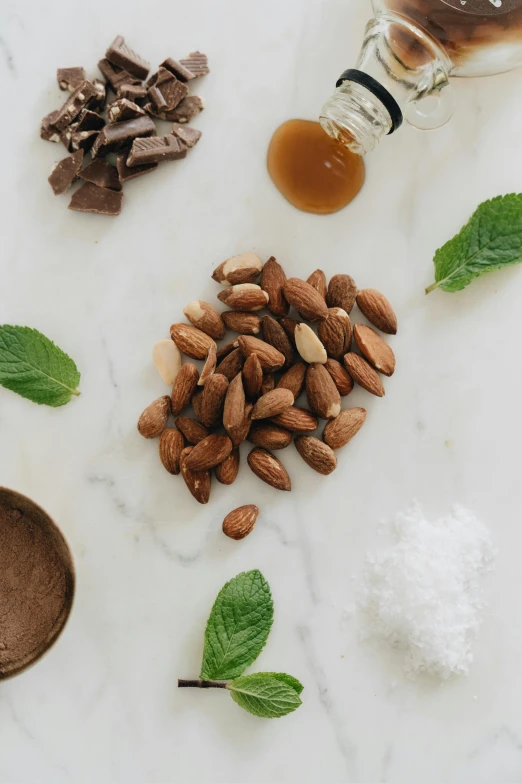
[358,503,496,679]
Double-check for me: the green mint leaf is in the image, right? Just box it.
[200,570,273,681]
[228,673,303,719]
[0,325,81,407]
[427,193,522,294]
[261,672,304,694]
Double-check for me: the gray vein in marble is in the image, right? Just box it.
[467,725,522,759]
[0,37,16,74]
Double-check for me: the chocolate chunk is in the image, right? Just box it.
[172,124,202,147]
[88,79,107,112]
[162,95,204,123]
[74,109,105,131]
[91,115,156,157]
[48,150,84,195]
[127,135,187,166]
[117,83,147,102]
[41,110,60,142]
[107,98,145,123]
[179,51,209,77]
[116,153,157,182]
[53,80,97,131]
[79,158,122,191]
[98,59,140,90]
[160,57,196,82]
[148,85,167,111]
[71,130,99,152]
[69,182,123,216]
[57,67,86,91]
[148,68,188,111]
[106,35,149,80]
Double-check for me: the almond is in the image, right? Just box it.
[237,335,285,372]
[261,374,275,395]
[171,363,199,415]
[192,373,229,427]
[306,363,341,419]
[215,347,245,380]
[270,406,318,433]
[248,422,293,450]
[159,429,185,475]
[212,252,263,285]
[183,300,226,340]
[215,447,240,485]
[326,274,357,314]
[222,504,259,540]
[261,256,288,317]
[279,316,301,347]
[356,289,397,335]
[251,388,294,420]
[323,407,367,450]
[242,353,263,399]
[324,358,354,396]
[174,416,209,444]
[295,436,337,475]
[223,372,246,442]
[232,401,253,447]
[217,283,268,311]
[261,315,293,368]
[247,447,291,491]
[221,311,261,335]
[343,353,385,397]
[153,339,181,385]
[198,343,217,386]
[353,324,395,376]
[277,361,306,400]
[294,323,327,364]
[318,308,352,360]
[307,269,327,300]
[184,434,233,471]
[216,340,239,362]
[283,278,328,322]
[170,323,216,360]
[180,446,211,504]
[137,396,171,439]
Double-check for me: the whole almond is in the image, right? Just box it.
[270,406,318,433]
[326,274,357,314]
[184,434,233,471]
[261,256,289,317]
[324,358,354,396]
[247,447,291,491]
[215,447,240,485]
[261,315,293,369]
[153,339,181,385]
[306,363,341,419]
[212,253,263,285]
[174,416,210,444]
[279,316,301,347]
[216,340,239,362]
[193,373,229,427]
[251,388,294,420]
[198,343,217,386]
[353,324,395,376]
[295,436,337,475]
[215,347,245,380]
[159,429,185,475]
[232,401,253,447]
[223,372,246,442]
[307,269,327,300]
[221,311,261,335]
[222,504,259,540]
[284,278,328,322]
[171,363,199,415]
[170,323,215,360]
[180,446,211,504]
[277,361,306,400]
[183,300,226,340]
[323,407,367,450]
[356,289,397,335]
[242,353,263,399]
[217,284,268,311]
[343,354,385,397]
[238,335,285,372]
[318,308,352,360]
[248,422,293,450]
[294,323,327,364]
[261,374,275,395]
[138,395,171,439]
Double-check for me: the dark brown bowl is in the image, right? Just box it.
[0,487,75,680]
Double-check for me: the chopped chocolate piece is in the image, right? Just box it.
[79,158,122,191]
[107,98,145,123]
[88,79,107,112]
[69,182,123,215]
[74,109,105,131]
[117,83,147,102]
[179,51,209,77]
[41,110,60,142]
[57,67,86,92]
[148,68,188,111]
[146,70,158,88]
[48,150,84,195]
[172,124,202,147]
[106,35,149,80]
[127,135,187,166]
[116,153,157,182]
[148,85,167,111]
[98,59,140,90]
[91,115,156,157]
[70,130,99,152]
[162,95,204,123]
[160,57,196,82]
[53,80,97,131]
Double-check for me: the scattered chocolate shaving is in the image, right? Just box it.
[53,80,97,131]
[79,157,122,191]
[117,83,147,102]
[127,135,187,166]
[179,51,209,77]
[41,110,60,142]
[162,95,204,123]
[91,115,156,157]
[116,153,157,182]
[88,79,107,112]
[69,182,123,215]
[106,35,149,80]
[172,124,201,147]
[57,67,86,92]
[107,98,145,123]
[48,149,84,195]
[160,57,196,82]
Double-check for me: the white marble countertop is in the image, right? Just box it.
[2,0,522,781]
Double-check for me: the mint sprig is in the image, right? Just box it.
[179,570,303,719]
[426,194,522,294]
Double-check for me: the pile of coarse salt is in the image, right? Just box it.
[358,503,496,679]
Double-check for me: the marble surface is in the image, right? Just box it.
[2,0,522,780]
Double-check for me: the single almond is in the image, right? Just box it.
[174,416,209,444]
[251,387,294,420]
[217,283,268,311]
[356,289,397,335]
[294,323,327,364]
[222,504,259,540]
[270,406,318,433]
[261,374,275,395]
[212,253,263,285]
[261,256,289,317]
[323,407,367,450]
[248,421,293,450]
[170,323,216,360]
[324,358,354,396]
[221,311,261,335]
[247,447,291,491]
[306,363,341,419]
[183,300,226,340]
[353,324,395,376]
[242,353,263,399]
[138,395,171,439]
[198,343,217,386]
[171,363,199,415]
[159,429,185,475]
[295,436,337,475]
[237,335,285,372]
[180,446,211,504]
[215,347,245,380]
[284,278,328,322]
[277,361,306,400]
[223,372,246,442]
[343,353,385,397]
[153,339,181,385]
[184,434,233,471]
[192,373,229,427]
[232,401,253,447]
[279,316,301,347]
[326,274,357,314]
[307,269,327,300]
[216,340,238,362]
[318,308,352,360]
[215,447,240,485]
[261,315,294,368]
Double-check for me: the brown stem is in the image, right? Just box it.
[178,679,228,689]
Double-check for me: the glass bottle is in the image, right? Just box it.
[320,0,522,154]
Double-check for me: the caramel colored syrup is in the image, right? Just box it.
[267,119,365,215]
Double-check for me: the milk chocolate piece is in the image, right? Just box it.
[127,135,187,166]
[48,150,84,195]
[117,83,147,102]
[116,153,157,182]
[40,110,60,142]
[107,98,145,123]
[57,67,86,91]
[88,79,107,112]
[91,115,156,157]
[98,59,140,90]
[70,130,99,152]
[179,51,209,77]
[75,109,105,131]
[160,57,196,82]
[79,158,122,191]
[106,35,149,80]
[148,69,188,111]
[53,80,97,131]
[69,182,123,215]
[162,95,204,123]
[172,124,202,147]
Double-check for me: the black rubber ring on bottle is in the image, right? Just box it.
[336,68,403,135]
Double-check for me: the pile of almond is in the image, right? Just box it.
[138,253,397,537]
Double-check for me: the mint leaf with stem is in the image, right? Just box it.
[227,673,303,718]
